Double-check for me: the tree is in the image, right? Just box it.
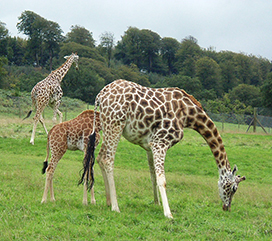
[115,27,162,73]
[99,32,115,67]
[17,11,63,68]
[115,27,143,68]
[166,75,202,99]
[0,21,9,56]
[196,56,222,96]
[175,36,202,77]
[0,56,8,88]
[161,37,180,75]
[66,25,95,47]
[233,53,252,85]
[261,72,272,108]
[229,84,261,107]
[6,37,27,65]
[43,20,64,70]
[140,29,161,72]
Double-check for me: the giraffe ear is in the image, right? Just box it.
[64,55,69,59]
[232,165,238,176]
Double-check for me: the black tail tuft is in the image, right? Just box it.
[23,110,32,120]
[42,161,48,174]
[78,132,96,190]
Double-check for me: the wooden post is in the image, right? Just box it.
[253,107,257,132]
[246,107,267,134]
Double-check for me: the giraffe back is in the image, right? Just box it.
[97,79,203,150]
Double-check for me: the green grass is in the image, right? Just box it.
[0,114,272,240]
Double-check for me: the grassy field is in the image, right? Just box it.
[0,108,271,240]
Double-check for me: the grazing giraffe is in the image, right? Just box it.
[41,110,101,205]
[80,79,246,218]
[24,53,79,145]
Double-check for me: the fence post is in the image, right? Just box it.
[253,107,257,132]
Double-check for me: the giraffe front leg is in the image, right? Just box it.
[39,116,48,135]
[53,100,63,123]
[152,144,173,219]
[157,173,173,219]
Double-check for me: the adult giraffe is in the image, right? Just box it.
[80,79,246,218]
[24,53,79,145]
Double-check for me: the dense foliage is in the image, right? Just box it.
[1,11,272,113]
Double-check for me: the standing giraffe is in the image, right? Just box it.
[80,79,246,218]
[41,110,101,205]
[24,53,79,145]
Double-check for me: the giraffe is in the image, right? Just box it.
[23,52,79,145]
[80,79,246,218]
[41,109,101,205]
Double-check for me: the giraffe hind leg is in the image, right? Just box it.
[146,150,160,205]
[97,123,125,212]
[30,118,38,145]
[41,162,56,203]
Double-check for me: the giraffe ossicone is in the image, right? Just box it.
[81,79,246,218]
[41,110,101,205]
[23,52,79,145]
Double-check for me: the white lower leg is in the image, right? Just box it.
[90,186,96,204]
[100,165,111,206]
[41,178,49,203]
[83,182,88,205]
[40,118,48,135]
[107,171,120,212]
[157,175,173,219]
[49,175,55,202]
[30,121,38,145]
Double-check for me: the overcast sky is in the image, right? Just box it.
[1,0,272,60]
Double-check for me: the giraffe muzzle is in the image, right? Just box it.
[222,204,231,211]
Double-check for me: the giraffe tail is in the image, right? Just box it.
[78,132,96,190]
[23,110,32,120]
[42,133,50,174]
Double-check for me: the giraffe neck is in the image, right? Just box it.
[50,56,74,83]
[187,108,231,172]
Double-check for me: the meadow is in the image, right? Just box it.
[0,106,271,240]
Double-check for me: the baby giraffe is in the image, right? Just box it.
[41,109,101,205]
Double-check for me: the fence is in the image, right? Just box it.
[207,108,272,134]
[0,93,271,134]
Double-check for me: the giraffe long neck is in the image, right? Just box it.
[50,56,74,83]
[187,107,231,172]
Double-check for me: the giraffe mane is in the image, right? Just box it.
[181,89,203,109]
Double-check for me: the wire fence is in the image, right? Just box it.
[1,93,271,134]
[207,110,272,134]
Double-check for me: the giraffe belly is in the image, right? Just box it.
[122,124,151,150]
[67,136,84,151]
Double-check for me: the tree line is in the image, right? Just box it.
[1,10,272,114]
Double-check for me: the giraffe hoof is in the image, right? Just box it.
[165,213,173,219]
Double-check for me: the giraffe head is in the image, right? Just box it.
[64,52,79,70]
[218,165,246,211]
